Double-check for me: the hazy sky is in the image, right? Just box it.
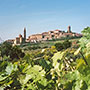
[0,0,90,40]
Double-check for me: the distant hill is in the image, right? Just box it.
[0,37,3,43]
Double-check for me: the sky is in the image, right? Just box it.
[0,0,90,40]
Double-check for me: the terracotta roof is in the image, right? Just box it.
[30,34,42,36]
[49,31,54,32]
[42,32,48,34]
[19,34,22,38]
[30,37,37,40]
[54,29,62,31]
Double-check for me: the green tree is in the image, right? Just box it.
[0,42,12,57]
[0,42,25,60]
[63,40,71,49]
[79,27,90,48]
[55,40,71,51]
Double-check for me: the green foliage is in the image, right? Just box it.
[0,42,25,61]
[63,40,72,49]
[60,67,90,90]
[55,42,64,51]
[0,61,21,90]
[0,27,90,90]
[28,45,41,50]
[79,27,90,52]
[59,27,90,90]
[55,40,71,51]
[10,46,25,60]
[0,42,12,57]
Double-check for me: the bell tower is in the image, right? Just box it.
[24,27,26,40]
[67,26,71,33]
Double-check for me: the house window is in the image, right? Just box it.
[67,35,69,37]
[52,35,54,38]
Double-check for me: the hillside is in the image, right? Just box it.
[0,37,3,44]
[0,27,90,90]
[20,37,80,51]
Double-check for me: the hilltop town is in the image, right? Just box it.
[6,26,82,45]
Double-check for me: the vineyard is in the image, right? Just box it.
[0,27,90,90]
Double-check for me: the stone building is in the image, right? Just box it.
[13,28,26,45]
[6,28,26,45]
[6,26,82,44]
[6,39,14,44]
[27,26,82,42]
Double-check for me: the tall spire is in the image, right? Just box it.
[24,27,26,40]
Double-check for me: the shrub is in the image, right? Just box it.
[55,42,64,51]
[0,42,25,60]
[28,45,41,50]
[55,40,71,51]
[63,40,71,49]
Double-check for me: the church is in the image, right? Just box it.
[6,28,26,45]
[13,28,26,45]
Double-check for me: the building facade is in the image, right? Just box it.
[6,26,82,44]
[27,26,82,43]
